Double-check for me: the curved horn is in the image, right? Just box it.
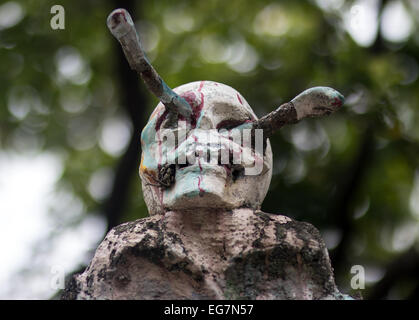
[107,8,192,119]
[252,87,344,138]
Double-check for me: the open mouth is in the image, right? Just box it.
[175,148,246,182]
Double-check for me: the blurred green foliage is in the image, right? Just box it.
[1,0,419,299]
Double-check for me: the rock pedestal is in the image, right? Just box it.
[62,208,348,300]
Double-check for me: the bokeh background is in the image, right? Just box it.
[1,0,419,299]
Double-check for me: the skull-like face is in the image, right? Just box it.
[140,81,272,215]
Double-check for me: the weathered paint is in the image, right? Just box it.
[237,93,243,105]
[195,81,206,128]
[291,86,344,120]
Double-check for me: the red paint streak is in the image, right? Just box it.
[194,81,205,128]
[111,10,128,29]
[198,157,202,171]
[196,92,205,119]
[198,80,205,92]
[156,81,211,131]
[237,93,243,105]
[156,82,206,131]
[331,97,343,107]
[155,109,169,131]
[181,91,197,107]
[197,176,204,196]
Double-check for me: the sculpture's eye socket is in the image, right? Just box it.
[216,119,249,131]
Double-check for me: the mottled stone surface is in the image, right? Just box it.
[62,208,348,300]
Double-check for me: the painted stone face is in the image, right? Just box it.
[140,81,273,215]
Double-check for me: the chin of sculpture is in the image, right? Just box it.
[164,163,233,210]
[164,162,271,211]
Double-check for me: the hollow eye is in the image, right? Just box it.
[216,119,248,131]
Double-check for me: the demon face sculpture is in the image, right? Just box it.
[139,81,273,215]
[107,9,344,216]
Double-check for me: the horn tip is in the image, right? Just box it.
[107,8,134,39]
